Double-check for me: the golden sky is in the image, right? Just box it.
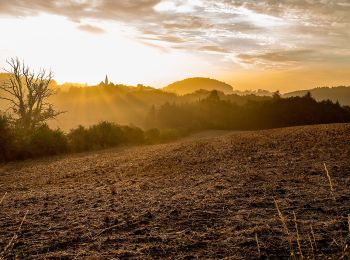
[0,0,349,92]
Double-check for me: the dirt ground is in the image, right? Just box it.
[1,123,350,259]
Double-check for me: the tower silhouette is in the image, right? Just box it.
[105,75,109,85]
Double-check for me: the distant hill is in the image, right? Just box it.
[163,77,233,95]
[0,76,269,130]
[233,89,274,96]
[283,86,350,106]
[0,73,9,84]
[48,85,267,131]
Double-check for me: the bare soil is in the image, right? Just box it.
[1,124,350,259]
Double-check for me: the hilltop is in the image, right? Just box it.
[1,123,350,258]
[163,77,234,95]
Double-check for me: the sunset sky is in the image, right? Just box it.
[0,0,349,92]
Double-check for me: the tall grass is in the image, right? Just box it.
[0,208,28,259]
[0,192,6,205]
[270,163,350,259]
[324,163,335,201]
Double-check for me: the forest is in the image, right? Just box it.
[148,90,350,130]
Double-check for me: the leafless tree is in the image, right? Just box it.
[0,57,63,132]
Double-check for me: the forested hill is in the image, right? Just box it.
[163,77,234,95]
[283,86,350,106]
[48,84,268,130]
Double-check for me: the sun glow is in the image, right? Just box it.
[0,14,210,87]
[0,0,349,91]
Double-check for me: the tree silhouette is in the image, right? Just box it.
[0,58,63,132]
[273,90,281,99]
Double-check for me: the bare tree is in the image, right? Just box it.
[0,57,63,132]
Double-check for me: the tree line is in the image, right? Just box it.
[0,118,176,161]
[146,90,350,131]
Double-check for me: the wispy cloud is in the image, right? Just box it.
[198,45,230,53]
[236,49,317,69]
[78,24,105,34]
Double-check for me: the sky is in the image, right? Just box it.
[0,0,349,92]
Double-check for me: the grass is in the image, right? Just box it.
[255,233,261,258]
[0,192,6,205]
[271,162,350,259]
[324,162,336,201]
[0,210,28,259]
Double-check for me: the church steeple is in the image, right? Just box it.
[104,75,109,85]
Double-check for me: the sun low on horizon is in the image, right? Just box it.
[0,0,350,92]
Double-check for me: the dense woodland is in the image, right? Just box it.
[146,91,350,130]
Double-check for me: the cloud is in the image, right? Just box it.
[235,49,324,69]
[140,34,186,43]
[0,0,349,70]
[0,0,160,21]
[162,16,210,30]
[199,46,230,53]
[237,50,315,63]
[78,24,105,34]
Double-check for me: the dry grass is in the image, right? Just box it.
[0,192,6,205]
[293,212,303,259]
[255,233,261,258]
[274,198,295,258]
[324,163,336,201]
[0,123,350,259]
[0,210,28,259]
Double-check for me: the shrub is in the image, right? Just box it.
[0,115,15,161]
[27,125,68,157]
[88,121,123,149]
[121,125,145,144]
[67,125,91,152]
[68,122,148,152]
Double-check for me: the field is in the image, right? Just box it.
[1,124,350,259]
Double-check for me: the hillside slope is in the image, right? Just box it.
[163,77,233,95]
[1,124,350,258]
[284,86,350,106]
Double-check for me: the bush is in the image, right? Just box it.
[27,125,68,157]
[1,119,160,161]
[121,125,145,144]
[67,125,91,152]
[0,115,15,161]
[68,122,146,152]
[88,121,124,149]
